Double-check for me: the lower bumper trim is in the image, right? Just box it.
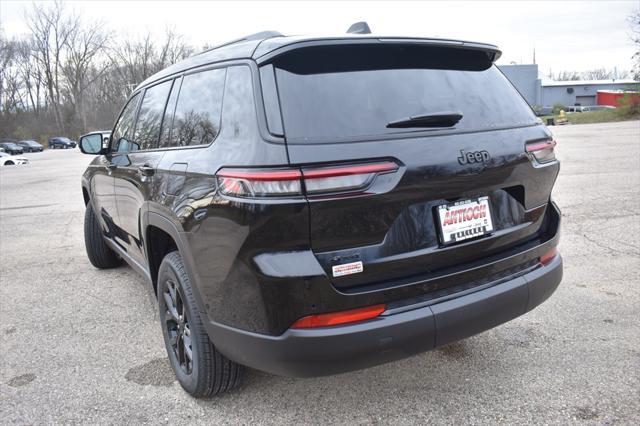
[205,255,562,377]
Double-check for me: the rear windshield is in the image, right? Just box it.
[268,44,538,143]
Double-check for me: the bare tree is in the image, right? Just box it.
[554,71,581,81]
[62,20,111,130]
[581,68,614,80]
[26,0,79,132]
[107,29,193,99]
[2,5,195,141]
[629,10,640,80]
[0,34,19,113]
[552,68,632,81]
[15,38,45,114]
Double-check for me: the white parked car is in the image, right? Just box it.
[0,151,29,166]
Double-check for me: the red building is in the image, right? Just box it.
[597,90,640,107]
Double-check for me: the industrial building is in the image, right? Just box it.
[498,64,637,108]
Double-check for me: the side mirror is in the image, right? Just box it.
[79,133,106,155]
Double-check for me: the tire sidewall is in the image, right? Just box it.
[157,254,203,395]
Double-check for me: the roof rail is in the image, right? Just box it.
[195,30,284,56]
[346,21,371,34]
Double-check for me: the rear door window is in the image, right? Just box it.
[169,68,226,147]
[268,44,538,143]
[134,79,174,151]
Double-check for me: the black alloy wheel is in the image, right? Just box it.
[162,278,193,374]
[157,251,242,397]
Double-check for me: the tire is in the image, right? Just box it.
[84,203,121,269]
[158,251,243,397]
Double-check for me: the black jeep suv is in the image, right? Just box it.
[79,30,562,398]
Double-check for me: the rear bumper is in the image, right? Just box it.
[204,253,562,377]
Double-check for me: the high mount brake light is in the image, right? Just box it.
[216,162,399,198]
[526,138,556,163]
[291,304,386,329]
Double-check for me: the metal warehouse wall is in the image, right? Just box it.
[542,83,637,107]
[499,64,541,106]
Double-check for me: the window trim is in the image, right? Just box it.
[159,76,182,149]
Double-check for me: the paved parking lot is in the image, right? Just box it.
[1,121,639,424]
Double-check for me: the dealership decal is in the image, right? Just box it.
[332,261,363,277]
[442,204,487,226]
[437,196,494,244]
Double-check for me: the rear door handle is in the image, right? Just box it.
[106,163,117,171]
[138,165,155,176]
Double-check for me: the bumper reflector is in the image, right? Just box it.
[291,304,386,329]
[540,247,558,266]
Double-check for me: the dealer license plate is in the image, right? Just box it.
[437,196,494,245]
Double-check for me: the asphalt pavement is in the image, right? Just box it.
[1,120,639,424]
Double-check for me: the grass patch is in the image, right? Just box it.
[541,108,640,125]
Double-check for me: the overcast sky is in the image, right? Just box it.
[1,0,638,75]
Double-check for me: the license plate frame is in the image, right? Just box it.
[436,196,494,245]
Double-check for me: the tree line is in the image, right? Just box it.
[551,68,634,82]
[0,1,194,142]
[1,2,639,143]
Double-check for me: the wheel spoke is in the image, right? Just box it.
[168,332,178,347]
[168,281,177,305]
[162,278,192,374]
[183,331,192,358]
[163,293,179,322]
[177,333,185,364]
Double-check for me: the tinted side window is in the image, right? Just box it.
[158,77,182,149]
[134,79,173,150]
[171,68,226,147]
[112,93,141,153]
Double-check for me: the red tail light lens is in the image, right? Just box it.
[216,161,398,198]
[302,162,398,196]
[217,169,303,197]
[526,138,556,163]
[291,304,386,329]
[540,247,558,265]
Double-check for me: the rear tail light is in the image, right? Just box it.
[291,304,386,329]
[217,169,302,197]
[526,138,556,163]
[540,247,558,265]
[302,162,398,196]
[216,161,398,198]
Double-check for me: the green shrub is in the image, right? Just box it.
[552,103,566,115]
[615,89,640,118]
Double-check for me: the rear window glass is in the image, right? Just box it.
[269,44,538,143]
